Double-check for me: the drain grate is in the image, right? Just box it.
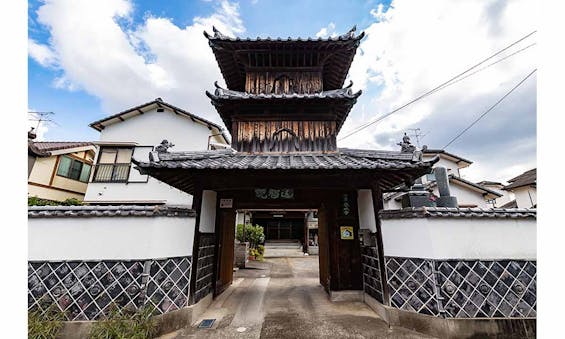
[198,319,216,329]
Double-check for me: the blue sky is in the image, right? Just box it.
[28,0,386,141]
[28,0,535,182]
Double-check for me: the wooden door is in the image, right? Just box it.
[317,204,330,292]
[215,209,235,295]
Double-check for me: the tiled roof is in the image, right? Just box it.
[383,174,502,202]
[88,98,230,144]
[207,82,362,101]
[204,25,364,43]
[504,168,536,190]
[28,141,94,157]
[28,205,196,218]
[422,149,473,165]
[136,148,438,171]
[204,26,364,92]
[379,207,536,219]
[448,175,503,198]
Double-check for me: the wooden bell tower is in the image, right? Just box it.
[205,26,364,153]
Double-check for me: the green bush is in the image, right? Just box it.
[28,196,83,206]
[60,198,83,206]
[236,224,264,249]
[89,304,157,339]
[28,196,58,206]
[28,304,66,339]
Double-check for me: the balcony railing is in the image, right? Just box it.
[92,163,131,183]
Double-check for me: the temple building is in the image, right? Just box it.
[135,26,437,297]
[28,27,535,338]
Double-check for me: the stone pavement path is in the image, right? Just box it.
[157,257,435,339]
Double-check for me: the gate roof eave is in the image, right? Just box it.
[133,149,439,195]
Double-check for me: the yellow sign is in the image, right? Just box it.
[340,226,354,240]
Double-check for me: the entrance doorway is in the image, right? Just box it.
[213,189,363,297]
[254,217,304,241]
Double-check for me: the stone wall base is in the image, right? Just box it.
[234,242,249,268]
[363,293,536,339]
[330,290,364,302]
[56,293,214,339]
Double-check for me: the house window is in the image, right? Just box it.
[93,147,133,182]
[56,156,92,182]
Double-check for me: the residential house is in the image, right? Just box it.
[477,180,515,207]
[83,98,230,206]
[384,148,502,209]
[502,168,536,208]
[28,129,96,202]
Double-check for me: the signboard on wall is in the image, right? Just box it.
[219,198,233,208]
[340,226,354,240]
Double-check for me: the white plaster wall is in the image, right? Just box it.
[433,184,490,208]
[85,108,226,205]
[98,108,221,150]
[200,190,217,233]
[384,196,403,210]
[28,216,196,261]
[422,156,461,177]
[381,217,536,260]
[236,211,245,226]
[357,189,377,232]
[84,180,192,205]
[514,187,537,208]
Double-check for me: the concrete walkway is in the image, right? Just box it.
[158,257,435,339]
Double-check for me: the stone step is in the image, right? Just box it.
[263,248,305,258]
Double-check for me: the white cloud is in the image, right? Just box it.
[316,22,337,38]
[28,39,57,67]
[31,0,245,129]
[341,0,536,181]
[369,3,387,22]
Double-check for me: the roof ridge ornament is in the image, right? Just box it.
[398,133,416,153]
[155,139,175,153]
[340,25,357,39]
[212,26,230,39]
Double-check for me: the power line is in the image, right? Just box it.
[338,30,536,141]
[434,42,535,92]
[441,68,537,150]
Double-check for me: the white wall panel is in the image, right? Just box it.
[29,216,196,261]
[381,217,536,260]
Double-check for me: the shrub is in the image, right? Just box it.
[28,304,66,339]
[236,224,265,249]
[89,304,157,339]
[61,198,83,206]
[28,196,58,206]
[28,196,83,206]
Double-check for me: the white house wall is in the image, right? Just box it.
[381,217,536,260]
[28,216,195,261]
[85,179,192,205]
[514,186,537,208]
[434,183,489,208]
[422,156,461,178]
[85,108,225,205]
[98,108,219,150]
